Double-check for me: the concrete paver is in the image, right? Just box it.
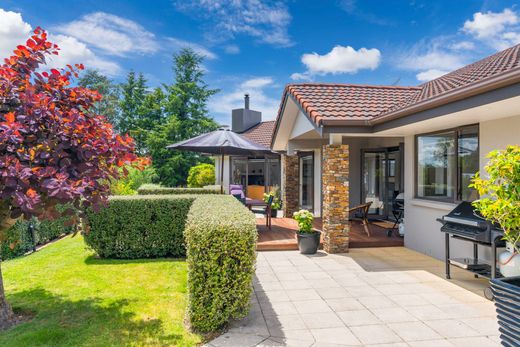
[205,248,499,347]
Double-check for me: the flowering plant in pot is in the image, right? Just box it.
[471,145,520,346]
[293,209,320,254]
[263,186,281,217]
[471,145,520,276]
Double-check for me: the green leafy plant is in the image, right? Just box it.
[187,163,215,188]
[185,195,257,332]
[263,186,282,210]
[110,165,157,195]
[471,145,520,254]
[293,209,315,233]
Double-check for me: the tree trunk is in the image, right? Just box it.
[0,261,14,329]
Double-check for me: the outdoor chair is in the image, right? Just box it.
[348,201,372,237]
[389,192,404,236]
[229,184,245,200]
[256,194,274,230]
[232,193,246,205]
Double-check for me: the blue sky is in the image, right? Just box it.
[1,1,519,125]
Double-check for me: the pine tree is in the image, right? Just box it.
[78,70,120,126]
[119,71,147,135]
[149,48,219,186]
[132,87,166,155]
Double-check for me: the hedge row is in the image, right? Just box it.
[137,184,220,195]
[84,195,195,258]
[185,195,257,332]
[83,193,257,332]
[1,217,74,260]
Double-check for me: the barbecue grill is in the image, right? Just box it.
[437,201,505,300]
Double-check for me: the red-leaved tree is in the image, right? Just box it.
[0,28,148,328]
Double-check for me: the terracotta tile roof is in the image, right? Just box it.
[277,43,520,128]
[390,43,520,112]
[241,120,276,147]
[286,84,420,125]
[417,44,520,102]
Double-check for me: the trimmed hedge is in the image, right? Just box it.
[185,195,257,332]
[84,195,195,258]
[1,217,74,260]
[137,184,220,195]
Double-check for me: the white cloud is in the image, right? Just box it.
[176,0,293,47]
[400,49,465,72]
[209,77,280,123]
[0,8,32,58]
[291,45,381,80]
[463,9,517,39]
[57,12,159,56]
[46,35,121,75]
[224,44,240,54]
[167,38,217,60]
[449,41,475,51]
[416,69,449,82]
[396,37,469,82]
[0,8,121,75]
[290,72,313,81]
[463,9,520,50]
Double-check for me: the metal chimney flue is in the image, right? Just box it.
[244,94,250,110]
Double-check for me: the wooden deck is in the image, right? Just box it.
[257,217,404,251]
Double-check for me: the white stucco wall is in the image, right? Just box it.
[404,114,520,261]
[213,155,230,193]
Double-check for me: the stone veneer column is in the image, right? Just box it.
[322,144,350,253]
[282,154,299,218]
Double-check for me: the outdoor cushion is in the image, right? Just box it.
[229,184,243,191]
[230,189,245,199]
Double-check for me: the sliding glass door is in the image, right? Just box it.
[299,153,314,211]
[230,156,281,199]
[362,147,402,218]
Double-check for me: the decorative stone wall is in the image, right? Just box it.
[282,154,299,217]
[322,144,350,253]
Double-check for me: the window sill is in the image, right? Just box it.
[409,199,457,211]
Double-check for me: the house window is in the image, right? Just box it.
[416,125,479,202]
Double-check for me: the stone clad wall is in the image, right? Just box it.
[282,154,299,217]
[322,144,350,253]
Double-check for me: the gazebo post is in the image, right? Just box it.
[220,152,224,194]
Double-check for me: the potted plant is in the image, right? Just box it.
[471,145,520,345]
[263,186,282,218]
[293,209,321,254]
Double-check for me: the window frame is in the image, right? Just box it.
[414,124,479,203]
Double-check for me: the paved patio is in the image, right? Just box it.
[207,247,500,347]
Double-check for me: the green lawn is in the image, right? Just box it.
[0,235,201,347]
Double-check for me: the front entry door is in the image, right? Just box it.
[299,153,314,211]
[362,147,402,218]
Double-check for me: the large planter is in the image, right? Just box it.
[270,209,278,218]
[491,276,520,346]
[498,243,520,277]
[296,231,321,254]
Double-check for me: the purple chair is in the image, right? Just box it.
[229,184,245,199]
